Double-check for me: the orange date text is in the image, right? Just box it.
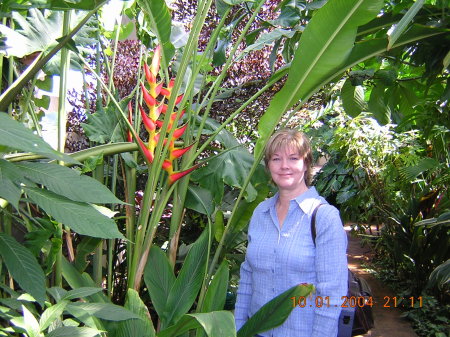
[291,296,374,308]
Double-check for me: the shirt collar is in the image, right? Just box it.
[260,186,323,215]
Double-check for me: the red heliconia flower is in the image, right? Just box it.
[160,79,175,97]
[144,62,156,85]
[141,83,156,107]
[139,105,156,132]
[170,144,194,161]
[131,45,203,185]
[173,124,188,139]
[175,94,184,105]
[150,45,161,77]
[136,136,154,163]
[168,164,200,185]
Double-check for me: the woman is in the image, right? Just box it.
[234,129,348,337]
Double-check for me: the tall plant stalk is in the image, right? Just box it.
[54,10,72,288]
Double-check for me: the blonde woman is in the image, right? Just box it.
[234,129,348,337]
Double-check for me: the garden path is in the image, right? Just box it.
[345,225,419,337]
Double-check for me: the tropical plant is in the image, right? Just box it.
[1,0,448,336]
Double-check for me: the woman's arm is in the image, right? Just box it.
[234,258,253,330]
[311,205,348,337]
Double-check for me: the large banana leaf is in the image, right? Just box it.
[237,283,315,337]
[255,0,384,157]
[137,0,174,68]
[191,146,257,204]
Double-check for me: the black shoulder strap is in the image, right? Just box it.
[311,204,325,246]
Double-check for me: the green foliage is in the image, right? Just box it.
[402,295,449,337]
[237,283,315,337]
[0,233,46,306]
[0,114,77,164]
[110,289,156,337]
[1,0,449,336]
[255,0,385,157]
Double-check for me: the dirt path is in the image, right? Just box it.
[345,226,419,337]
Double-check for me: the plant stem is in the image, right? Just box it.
[93,162,105,286]
[55,10,72,288]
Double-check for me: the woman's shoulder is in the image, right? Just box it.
[254,194,277,213]
[315,201,343,229]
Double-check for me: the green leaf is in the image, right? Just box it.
[61,258,108,304]
[185,184,215,216]
[62,288,104,301]
[39,301,68,332]
[162,229,209,328]
[118,21,135,40]
[200,260,229,313]
[74,237,103,272]
[341,79,366,117]
[192,147,257,204]
[428,259,450,290]
[137,0,175,68]
[158,311,236,337]
[228,183,270,233]
[144,246,176,320]
[0,159,26,209]
[368,84,391,124]
[336,190,356,204]
[66,302,140,321]
[387,0,424,50]
[0,233,46,306]
[237,284,315,337]
[24,187,124,239]
[16,162,123,204]
[21,305,41,337]
[0,8,96,68]
[0,114,78,164]
[241,28,296,56]
[255,0,384,158]
[81,106,121,144]
[399,157,440,182]
[46,326,102,337]
[111,289,155,337]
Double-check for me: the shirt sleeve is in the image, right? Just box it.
[234,256,253,331]
[234,202,264,331]
[311,204,348,337]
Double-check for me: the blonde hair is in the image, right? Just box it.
[264,129,313,186]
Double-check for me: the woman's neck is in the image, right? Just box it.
[277,185,309,206]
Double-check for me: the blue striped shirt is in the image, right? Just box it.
[234,187,348,337]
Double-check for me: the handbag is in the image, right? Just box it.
[311,204,374,337]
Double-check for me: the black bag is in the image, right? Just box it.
[311,204,374,337]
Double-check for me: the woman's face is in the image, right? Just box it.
[268,146,307,193]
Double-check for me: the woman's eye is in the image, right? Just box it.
[272,157,280,161]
